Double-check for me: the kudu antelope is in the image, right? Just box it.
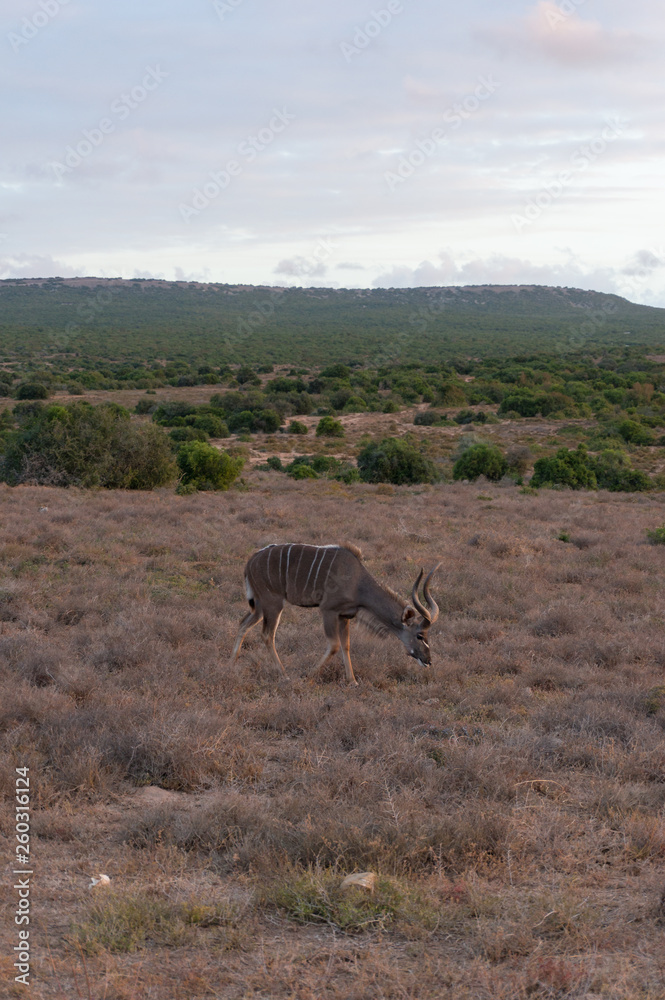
[230,543,440,685]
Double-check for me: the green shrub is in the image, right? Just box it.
[498,390,539,418]
[0,381,12,397]
[288,420,308,435]
[617,419,654,446]
[16,382,49,400]
[169,427,208,443]
[452,443,507,482]
[357,437,438,485]
[236,366,261,385]
[190,413,229,437]
[414,410,439,426]
[589,449,652,492]
[0,401,177,489]
[382,399,400,413]
[153,401,197,426]
[288,464,318,480]
[530,444,597,490]
[261,867,438,934]
[316,416,345,438]
[320,364,351,379]
[135,399,157,415]
[176,441,243,491]
[267,455,284,471]
[646,525,665,545]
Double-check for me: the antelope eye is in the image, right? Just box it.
[417,633,425,641]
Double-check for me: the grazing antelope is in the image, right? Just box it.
[230,543,440,685]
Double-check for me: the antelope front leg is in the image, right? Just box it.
[317,610,341,673]
[338,617,358,687]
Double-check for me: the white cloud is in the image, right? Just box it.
[479,2,646,66]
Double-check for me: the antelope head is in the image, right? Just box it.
[399,564,441,667]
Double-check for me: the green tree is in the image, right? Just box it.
[316,416,345,438]
[589,449,652,492]
[617,419,654,446]
[453,443,507,482]
[357,437,438,485]
[176,440,243,491]
[16,382,49,400]
[1,401,176,489]
[530,444,597,490]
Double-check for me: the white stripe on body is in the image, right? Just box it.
[312,547,330,598]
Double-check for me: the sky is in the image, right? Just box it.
[2,0,664,303]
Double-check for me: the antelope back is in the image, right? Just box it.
[246,543,354,607]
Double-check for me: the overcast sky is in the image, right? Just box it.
[2,0,664,302]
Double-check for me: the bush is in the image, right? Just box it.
[16,382,49,400]
[169,427,208,443]
[288,420,308,435]
[176,441,244,492]
[382,399,400,413]
[135,399,157,415]
[414,410,439,426]
[646,525,665,545]
[453,443,507,482]
[617,419,654,446]
[589,449,652,492]
[236,366,261,385]
[153,401,197,426]
[288,464,319,480]
[316,416,345,438]
[189,413,229,437]
[357,437,438,485]
[530,444,597,490]
[0,401,177,489]
[267,456,283,471]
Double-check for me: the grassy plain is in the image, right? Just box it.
[2,467,665,999]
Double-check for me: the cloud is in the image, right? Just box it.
[478,2,645,66]
[622,248,665,276]
[0,253,81,279]
[337,261,366,270]
[273,256,328,278]
[370,249,661,302]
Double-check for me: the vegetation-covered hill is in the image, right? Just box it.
[1,277,664,365]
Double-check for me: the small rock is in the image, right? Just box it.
[341,872,376,893]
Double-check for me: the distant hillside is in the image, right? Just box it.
[1,277,664,364]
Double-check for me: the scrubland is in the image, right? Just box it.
[1,474,665,999]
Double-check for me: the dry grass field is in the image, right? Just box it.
[2,473,665,999]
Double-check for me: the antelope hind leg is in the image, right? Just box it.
[261,606,288,679]
[230,607,262,664]
[338,617,358,687]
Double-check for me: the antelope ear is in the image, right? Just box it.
[401,606,418,625]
